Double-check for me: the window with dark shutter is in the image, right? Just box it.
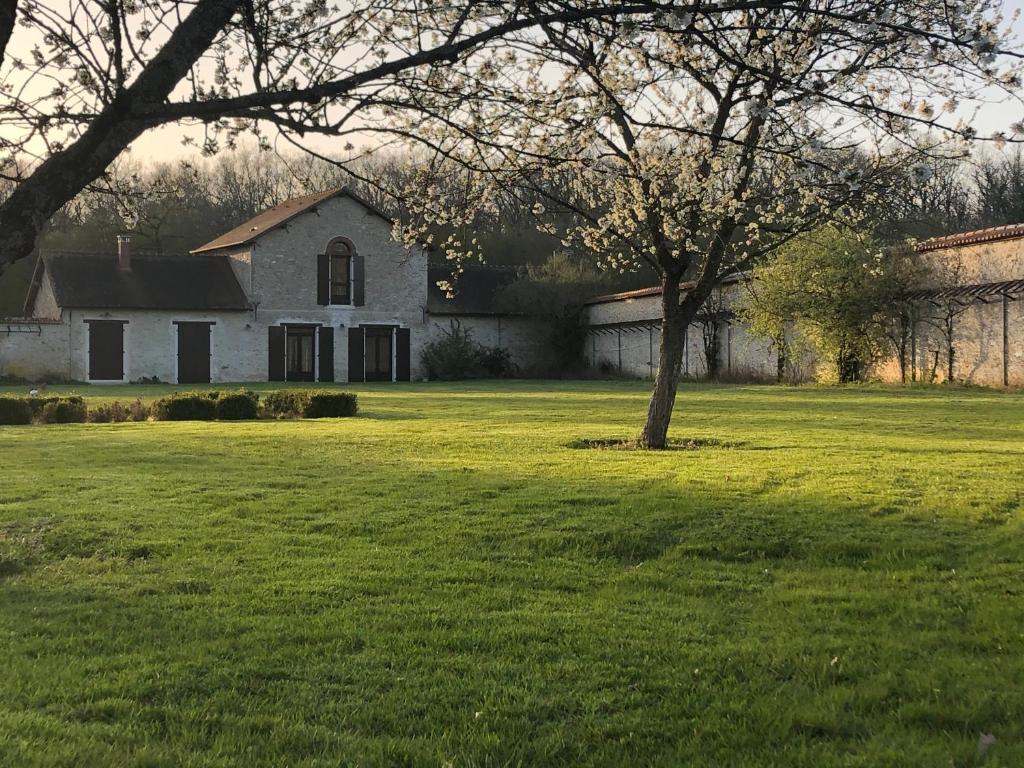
[351,253,365,306]
[324,238,355,305]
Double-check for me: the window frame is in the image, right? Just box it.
[326,237,355,305]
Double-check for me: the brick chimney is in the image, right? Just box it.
[117,235,131,271]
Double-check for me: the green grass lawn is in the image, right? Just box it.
[1,381,1022,767]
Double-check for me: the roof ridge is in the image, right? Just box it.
[191,186,392,254]
[916,222,1024,252]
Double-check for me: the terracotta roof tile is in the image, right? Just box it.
[915,223,1024,252]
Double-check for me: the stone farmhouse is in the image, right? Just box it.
[0,188,547,384]
[0,187,1021,387]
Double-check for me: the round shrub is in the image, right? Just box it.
[0,397,33,425]
[262,390,310,419]
[128,399,150,422]
[151,392,218,421]
[88,401,140,423]
[303,392,358,418]
[39,397,88,424]
[216,391,259,420]
[25,396,60,416]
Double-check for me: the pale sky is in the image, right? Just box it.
[10,2,1024,166]
[122,0,1024,165]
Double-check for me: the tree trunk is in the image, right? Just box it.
[639,280,687,449]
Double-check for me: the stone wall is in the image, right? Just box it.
[873,297,1023,387]
[0,320,69,380]
[425,314,554,376]
[581,286,784,381]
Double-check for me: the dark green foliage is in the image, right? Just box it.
[0,397,32,425]
[25,396,61,416]
[303,392,358,418]
[261,390,309,418]
[151,392,218,421]
[38,398,88,424]
[421,321,515,380]
[215,391,260,420]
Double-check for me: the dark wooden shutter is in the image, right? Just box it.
[352,254,365,306]
[317,253,330,305]
[268,326,286,381]
[88,320,124,381]
[396,328,411,381]
[347,327,364,382]
[318,326,335,382]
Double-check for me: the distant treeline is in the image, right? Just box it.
[2,145,1024,317]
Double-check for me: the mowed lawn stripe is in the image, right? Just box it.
[0,381,1022,766]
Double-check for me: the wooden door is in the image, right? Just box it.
[87,320,124,381]
[364,327,393,382]
[176,322,212,384]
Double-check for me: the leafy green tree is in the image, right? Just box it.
[739,228,920,383]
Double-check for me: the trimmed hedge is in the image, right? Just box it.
[0,389,357,425]
[304,392,358,418]
[151,392,218,421]
[39,397,88,424]
[88,399,149,423]
[0,397,33,425]
[262,390,309,418]
[216,390,260,420]
[262,390,358,419]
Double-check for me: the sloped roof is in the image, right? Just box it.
[191,187,393,254]
[916,223,1024,253]
[36,252,249,311]
[583,272,747,306]
[427,264,524,315]
[904,278,1024,301]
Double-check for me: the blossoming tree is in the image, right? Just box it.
[387,2,1022,447]
[0,0,664,272]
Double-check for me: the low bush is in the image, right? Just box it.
[25,396,60,416]
[262,390,309,419]
[88,399,149,423]
[39,397,88,424]
[262,390,358,419]
[216,390,260,420]
[303,392,358,418]
[128,399,150,422]
[151,392,218,421]
[421,321,516,380]
[0,397,33,425]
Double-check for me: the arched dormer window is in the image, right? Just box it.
[317,237,364,306]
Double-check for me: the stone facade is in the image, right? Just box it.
[2,191,434,384]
